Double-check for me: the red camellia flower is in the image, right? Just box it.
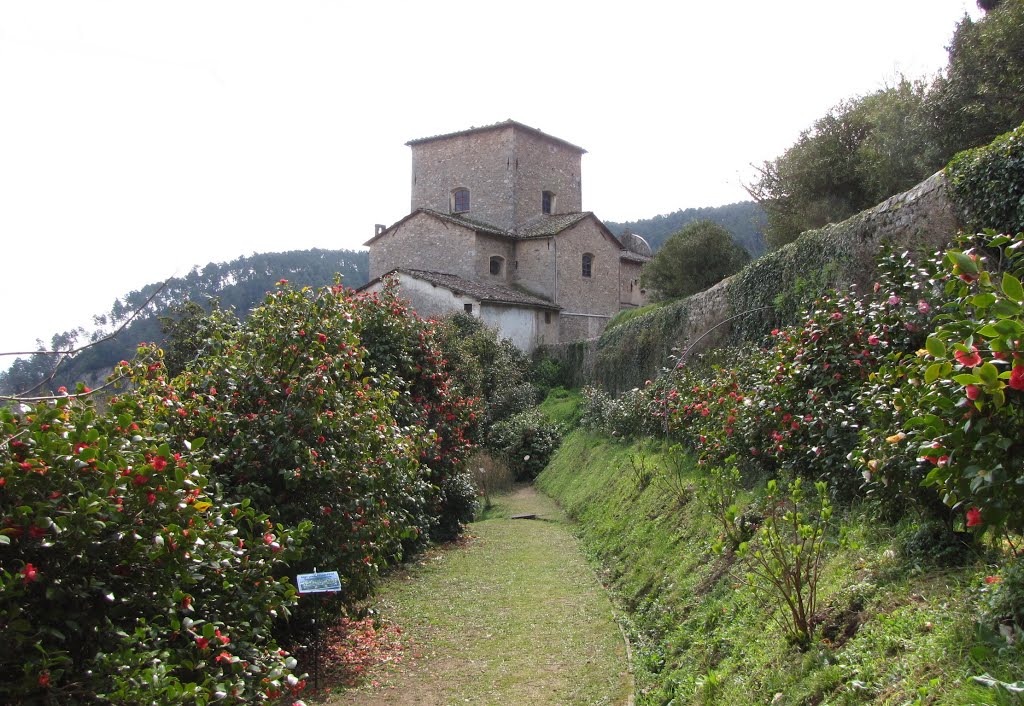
[985,575,1002,584]
[955,345,982,368]
[966,507,983,527]
[264,533,275,544]
[1010,365,1024,391]
[965,384,982,400]
[195,636,210,649]
[21,563,39,584]
[317,333,328,344]
[38,672,49,688]
[151,456,168,472]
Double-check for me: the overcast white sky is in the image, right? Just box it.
[0,0,981,359]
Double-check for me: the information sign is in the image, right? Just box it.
[296,571,342,594]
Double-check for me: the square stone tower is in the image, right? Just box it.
[407,120,585,233]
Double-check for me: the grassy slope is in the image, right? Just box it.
[537,430,1022,706]
[333,486,630,705]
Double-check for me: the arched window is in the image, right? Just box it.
[451,188,470,213]
[542,191,555,214]
[489,255,504,276]
[582,253,593,278]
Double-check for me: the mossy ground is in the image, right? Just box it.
[537,430,1024,706]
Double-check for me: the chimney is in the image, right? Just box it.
[374,224,387,237]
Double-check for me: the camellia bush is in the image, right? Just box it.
[147,281,430,608]
[905,231,1024,533]
[352,281,479,544]
[1,373,307,704]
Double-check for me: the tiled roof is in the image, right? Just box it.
[517,212,591,238]
[620,251,651,263]
[388,268,560,310]
[406,119,587,154]
[419,209,508,237]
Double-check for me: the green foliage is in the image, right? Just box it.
[538,431,1024,705]
[0,248,369,396]
[698,460,745,553]
[983,556,1024,640]
[434,313,537,434]
[159,301,239,378]
[750,1,1024,250]
[737,478,833,650]
[641,220,751,301]
[901,231,1024,533]
[930,0,1024,160]
[0,374,306,703]
[486,408,563,481]
[605,201,768,258]
[593,298,690,395]
[749,80,939,248]
[947,121,1024,236]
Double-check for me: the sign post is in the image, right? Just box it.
[296,569,341,691]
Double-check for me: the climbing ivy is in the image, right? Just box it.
[947,120,1024,236]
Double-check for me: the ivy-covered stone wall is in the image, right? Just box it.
[545,171,961,392]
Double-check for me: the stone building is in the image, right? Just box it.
[362,120,650,352]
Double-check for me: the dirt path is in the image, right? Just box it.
[325,486,631,705]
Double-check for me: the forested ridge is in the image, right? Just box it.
[0,248,368,395]
[604,200,767,258]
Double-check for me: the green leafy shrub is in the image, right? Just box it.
[353,281,480,544]
[947,121,1024,236]
[487,409,563,481]
[737,478,833,650]
[900,231,1024,533]
[1,378,306,703]
[983,557,1024,642]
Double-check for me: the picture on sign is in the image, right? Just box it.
[296,571,342,594]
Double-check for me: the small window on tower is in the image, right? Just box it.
[542,191,555,215]
[582,253,593,278]
[489,256,504,276]
[464,303,473,314]
[452,188,470,213]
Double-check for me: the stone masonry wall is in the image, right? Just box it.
[410,128,516,231]
[369,212,477,281]
[409,125,583,234]
[543,171,962,393]
[510,129,583,227]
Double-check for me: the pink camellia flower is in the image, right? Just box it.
[867,335,880,346]
[888,295,901,306]
[966,507,983,527]
[917,300,931,315]
[955,345,982,368]
[1010,365,1024,391]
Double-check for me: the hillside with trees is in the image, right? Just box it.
[0,248,368,396]
[605,200,767,258]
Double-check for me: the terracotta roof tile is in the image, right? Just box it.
[388,268,560,310]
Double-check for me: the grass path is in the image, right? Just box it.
[328,486,632,705]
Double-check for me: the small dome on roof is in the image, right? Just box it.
[621,229,652,257]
